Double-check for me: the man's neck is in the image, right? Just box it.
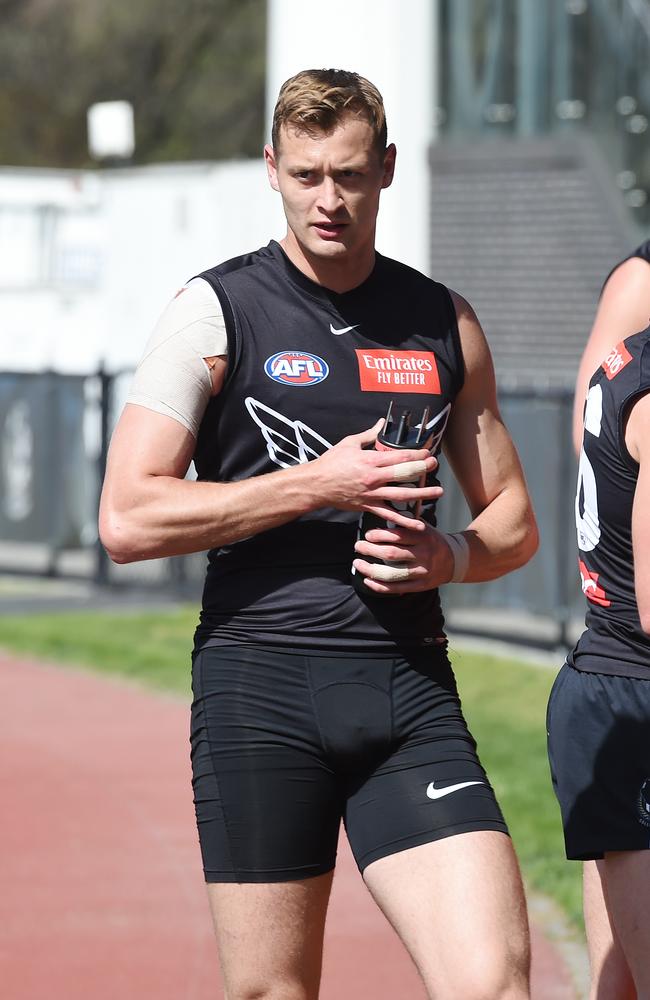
[279,234,376,294]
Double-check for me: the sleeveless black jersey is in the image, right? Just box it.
[192,240,464,652]
[571,327,650,678]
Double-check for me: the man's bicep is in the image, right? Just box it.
[444,402,524,519]
[574,258,650,452]
[99,404,199,560]
[443,296,524,515]
[105,404,196,485]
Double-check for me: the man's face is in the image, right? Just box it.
[264,115,395,272]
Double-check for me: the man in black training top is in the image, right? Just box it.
[549,241,650,998]
[100,69,538,1000]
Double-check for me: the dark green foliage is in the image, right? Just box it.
[0,0,266,167]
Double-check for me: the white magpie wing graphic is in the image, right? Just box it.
[418,403,451,453]
[245,397,450,469]
[245,397,333,469]
[294,421,333,461]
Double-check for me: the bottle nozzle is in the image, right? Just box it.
[395,410,410,445]
[415,407,431,445]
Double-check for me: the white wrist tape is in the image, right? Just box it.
[442,531,470,583]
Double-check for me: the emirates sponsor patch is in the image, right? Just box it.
[602,342,633,380]
[355,350,441,394]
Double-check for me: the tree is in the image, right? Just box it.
[0,0,266,167]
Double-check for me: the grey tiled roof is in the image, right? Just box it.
[429,136,640,389]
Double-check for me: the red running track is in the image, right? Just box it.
[0,654,579,999]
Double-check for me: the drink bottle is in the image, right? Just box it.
[351,401,435,594]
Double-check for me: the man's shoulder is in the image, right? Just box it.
[198,242,277,284]
[594,328,650,405]
[632,238,650,265]
[376,252,451,298]
[601,239,650,292]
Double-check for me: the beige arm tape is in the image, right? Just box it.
[127,278,228,439]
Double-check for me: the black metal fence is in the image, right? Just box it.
[0,370,584,645]
[436,388,582,647]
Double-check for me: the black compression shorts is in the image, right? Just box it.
[190,644,508,883]
[547,662,650,860]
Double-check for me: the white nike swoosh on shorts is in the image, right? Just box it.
[426,780,484,800]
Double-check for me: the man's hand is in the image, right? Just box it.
[352,522,455,594]
[308,420,442,531]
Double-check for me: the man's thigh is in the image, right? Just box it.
[208,874,334,1000]
[191,645,342,883]
[363,832,530,1000]
[343,649,508,872]
[602,850,650,995]
[583,859,636,1000]
[341,653,525,996]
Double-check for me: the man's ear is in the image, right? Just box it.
[264,143,280,192]
[381,143,396,189]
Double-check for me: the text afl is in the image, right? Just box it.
[264,351,330,386]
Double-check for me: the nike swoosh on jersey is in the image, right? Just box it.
[329,323,359,335]
[426,780,484,800]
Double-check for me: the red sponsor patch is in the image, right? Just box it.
[355,350,441,394]
[173,287,187,299]
[579,559,611,607]
[602,341,633,380]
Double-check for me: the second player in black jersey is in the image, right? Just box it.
[572,331,650,677]
[549,244,650,997]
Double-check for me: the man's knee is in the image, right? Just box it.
[428,935,529,1000]
[437,967,529,1000]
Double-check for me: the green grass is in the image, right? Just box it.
[0,606,199,694]
[0,608,582,929]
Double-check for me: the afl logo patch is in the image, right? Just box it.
[264,351,329,386]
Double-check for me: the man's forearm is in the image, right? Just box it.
[458,486,538,583]
[100,426,440,564]
[100,462,327,564]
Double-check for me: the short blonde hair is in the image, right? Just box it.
[271,69,387,154]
